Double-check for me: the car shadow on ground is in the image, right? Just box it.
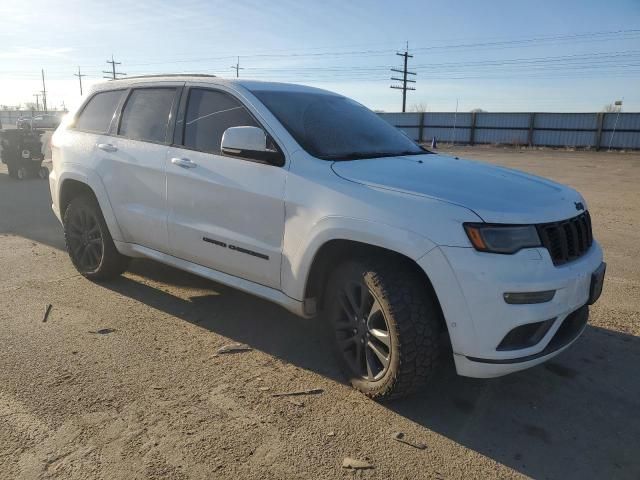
[105,260,640,480]
[0,168,65,250]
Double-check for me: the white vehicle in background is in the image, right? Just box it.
[49,75,605,399]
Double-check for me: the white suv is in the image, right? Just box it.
[50,75,605,399]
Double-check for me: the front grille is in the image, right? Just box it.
[537,211,593,266]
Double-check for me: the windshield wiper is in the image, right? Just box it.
[327,150,426,161]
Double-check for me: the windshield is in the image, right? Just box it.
[251,89,424,160]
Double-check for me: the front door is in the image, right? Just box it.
[166,87,286,289]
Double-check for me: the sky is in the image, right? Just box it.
[0,0,639,113]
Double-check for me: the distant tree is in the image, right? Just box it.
[24,102,38,111]
[410,102,429,112]
[470,108,487,113]
[373,109,385,113]
[0,105,8,110]
[602,103,621,113]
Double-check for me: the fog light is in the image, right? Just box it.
[503,290,555,304]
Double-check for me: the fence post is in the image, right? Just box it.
[469,111,477,145]
[595,112,604,151]
[418,112,425,143]
[528,112,536,147]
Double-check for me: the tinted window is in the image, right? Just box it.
[75,90,124,133]
[183,89,257,154]
[119,88,176,143]
[251,90,423,160]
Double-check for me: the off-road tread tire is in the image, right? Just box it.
[326,257,442,401]
[63,194,129,280]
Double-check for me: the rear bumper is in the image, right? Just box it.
[418,241,603,378]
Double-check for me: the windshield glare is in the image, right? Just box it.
[251,89,423,160]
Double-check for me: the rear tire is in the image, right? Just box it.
[63,194,130,280]
[325,257,442,400]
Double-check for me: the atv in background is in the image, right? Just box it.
[0,126,48,180]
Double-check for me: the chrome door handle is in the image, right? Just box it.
[97,143,117,152]
[171,157,197,168]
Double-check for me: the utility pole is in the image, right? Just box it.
[74,66,86,95]
[230,56,244,78]
[33,93,40,111]
[390,43,416,112]
[41,69,48,112]
[103,54,126,80]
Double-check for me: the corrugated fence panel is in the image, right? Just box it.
[601,131,640,149]
[476,113,530,128]
[535,113,598,130]
[377,111,640,149]
[476,129,529,145]
[425,112,472,127]
[378,112,422,127]
[533,130,596,147]
[424,127,470,143]
[398,127,420,141]
[603,113,640,130]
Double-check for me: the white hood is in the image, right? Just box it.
[331,154,586,224]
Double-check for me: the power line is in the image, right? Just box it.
[103,54,126,80]
[390,43,416,112]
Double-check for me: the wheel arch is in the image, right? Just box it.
[57,172,124,242]
[301,238,447,336]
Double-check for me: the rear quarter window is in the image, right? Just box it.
[75,90,125,133]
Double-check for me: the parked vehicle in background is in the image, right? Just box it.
[31,114,61,129]
[0,128,48,179]
[49,75,605,399]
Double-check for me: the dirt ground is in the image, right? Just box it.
[0,147,638,479]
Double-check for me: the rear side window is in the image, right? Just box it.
[118,88,176,143]
[75,90,124,133]
[183,89,258,154]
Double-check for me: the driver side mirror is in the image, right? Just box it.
[221,126,284,166]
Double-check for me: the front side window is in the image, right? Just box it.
[251,89,424,160]
[119,88,176,143]
[183,89,258,154]
[75,90,125,133]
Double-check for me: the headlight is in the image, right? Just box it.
[463,224,541,254]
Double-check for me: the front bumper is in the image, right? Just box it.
[418,241,603,378]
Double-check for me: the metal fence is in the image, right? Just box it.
[0,110,66,127]
[379,112,640,150]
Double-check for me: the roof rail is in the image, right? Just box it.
[113,73,217,81]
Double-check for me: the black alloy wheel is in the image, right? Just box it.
[334,279,392,381]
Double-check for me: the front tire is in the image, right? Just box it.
[63,195,129,280]
[325,258,442,400]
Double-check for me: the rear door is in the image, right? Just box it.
[165,86,287,289]
[97,84,182,253]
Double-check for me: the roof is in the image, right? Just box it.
[92,74,337,96]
